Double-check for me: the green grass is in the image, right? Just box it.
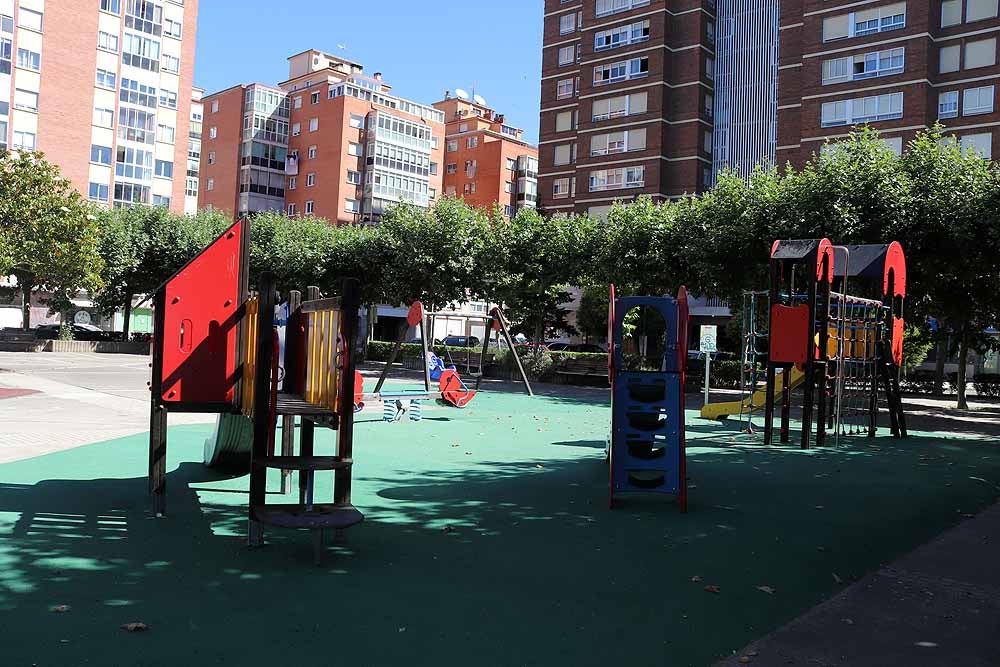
[0,389,997,666]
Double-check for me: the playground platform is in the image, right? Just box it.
[0,383,998,665]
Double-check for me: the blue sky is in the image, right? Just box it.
[194,0,545,143]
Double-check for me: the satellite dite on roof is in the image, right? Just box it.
[473,94,487,106]
[454,88,469,100]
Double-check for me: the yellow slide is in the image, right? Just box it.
[700,367,806,420]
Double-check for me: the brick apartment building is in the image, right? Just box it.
[1,0,199,214]
[539,0,1000,213]
[199,50,449,224]
[433,93,539,216]
[537,0,716,217]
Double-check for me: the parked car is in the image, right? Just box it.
[34,323,110,341]
[404,338,442,346]
[566,343,606,353]
[514,342,549,352]
[546,342,570,352]
[441,335,480,348]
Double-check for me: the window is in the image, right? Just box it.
[13,130,36,150]
[309,117,318,132]
[965,38,997,69]
[593,57,648,85]
[118,107,156,143]
[291,122,301,136]
[306,172,316,187]
[116,146,154,180]
[939,91,959,118]
[14,88,38,111]
[505,181,513,193]
[211,100,219,113]
[446,163,457,174]
[89,182,110,202]
[558,45,575,66]
[559,13,575,34]
[821,92,903,127]
[152,194,170,207]
[968,0,999,22]
[590,128,646,155]
[557,78,574,99]
[823,57,852,84]
[941,0,962,26]
[466,136,479,148]
[940,44,961,73]
[349,113,364,128]
[100,0,121,13]
[19,8,42,31]
[91,145,112,165]
[882,137,903,156]
[207,126,219,140]
[93,107,114,127]
[161,54,179,73]
[345,198,360,213]
[288,176,297,190]
[206,177,214,191]
[429,188,437,200]
[98,31,119,52]
[122,33,159,70]
[347,170,360,184]
[823,3,905,42]
[307,145,317,159]
[556,110,574,131]
[706,57,714,79]
[446,139,458,152]
[595,0,650,18]
[825,47,906,84]
[164,18,182,38]
[204,151,214,165]
[588,166,644,191]
[96,68,117,89]
[507,157,517,170]
[705,93,714,117]
[310,91,320,104]
[16,48,39,70]
[348,142,362,157]
[305,200,314,215]
[704,130,713,155]
[591,92,647,120]
[155,159,173,178]
[961,133,992,159]
[594,20,650,51]
[293,96,302,109]
[553,143,573,165]
[964,85,995,115]
[430,162,438,175]
[159,90,178,109]
[552,177,570,198]
[288,203,296,215]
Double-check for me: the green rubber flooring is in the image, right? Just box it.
[1,389,998,666]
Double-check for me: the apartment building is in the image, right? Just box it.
[537,0,717,216]
[433,92,539,216]
[713,0,1000,176]
[200,50,446,224]
[184,86,202,214]
[1,0,199,213]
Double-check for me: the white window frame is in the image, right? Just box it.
[305,200,314,215]
[821,92,904,127]
[594,20,650,52]
[963,85,995,115]
[939,91,959,118]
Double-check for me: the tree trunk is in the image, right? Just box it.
[934,339,947,395]
[14,271,34,330]
[122,292,133,339]
[956,338,970,410]
[534,320,544,347]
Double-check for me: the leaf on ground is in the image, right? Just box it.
[738,657,753,664]
[690,575,703,582]
[755,585,775,594]
[535,464,544,469]
[832,573,843,584]
[51,605,70,613]
[120,622,149,632]
[915,641,938,648]
[704,585,721,594]
[841,618,854,625]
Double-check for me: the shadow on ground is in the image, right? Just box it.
[0,392,998,666]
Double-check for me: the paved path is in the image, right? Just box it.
[720,502,1000,666]
[0,352,213,464]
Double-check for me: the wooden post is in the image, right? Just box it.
[248,271,276,547]
[334,279,362,508]
[494,307,533,397]
[280,290,301,494]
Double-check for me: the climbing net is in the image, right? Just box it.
[827,292,886,439]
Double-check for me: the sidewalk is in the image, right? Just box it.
[720,501,1000,666]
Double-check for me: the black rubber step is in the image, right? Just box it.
[253,456,352,471]
[252,503,364,529]
[275,393,339,419]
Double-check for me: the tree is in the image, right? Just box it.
[898,127,1000,408]
[575,285,609,343]
[0,150,103,328]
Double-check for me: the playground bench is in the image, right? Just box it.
[554,356,609,381]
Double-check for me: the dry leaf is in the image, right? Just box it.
[738,657,752,664]
[704,585,721,594]
[535,464,544,469]
[755,585,775,595]
[915,641,938,648]
[690,575,703,582]
[51,605,70,613]
[120,622,149,632]
[841,618,854,625]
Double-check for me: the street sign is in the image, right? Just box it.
[700,325,717,353]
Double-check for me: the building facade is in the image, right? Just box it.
[1,0,199,213]
[200,50,448,224]
[537,0,717,217]
[433,93,539,216]
[184,86,202,214]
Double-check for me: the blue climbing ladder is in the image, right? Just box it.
[609,288,690,510]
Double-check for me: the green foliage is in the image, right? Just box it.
[973,373,1000,398]
[575,285,609,342]
[902,326,935,372]
[0,151,103,327]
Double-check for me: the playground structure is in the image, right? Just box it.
[761,239,907,448]
[607,284,690,510]
[364,299,533,418]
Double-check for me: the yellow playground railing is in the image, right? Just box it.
[241,294,259,418]
[303,302,342,413]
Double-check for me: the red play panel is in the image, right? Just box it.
[0,388,40,400]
